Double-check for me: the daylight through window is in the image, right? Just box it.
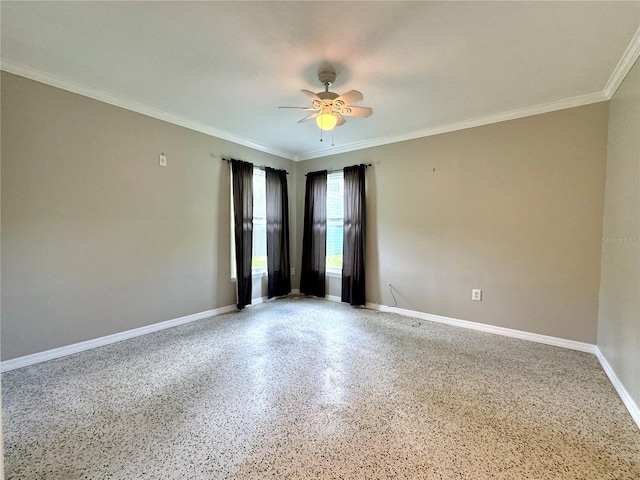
[326,171,344,274]
[252,168,267,273]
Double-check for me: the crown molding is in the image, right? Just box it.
[294,91,607,161]
[0,57,620,164]
[604,26,640,99]
[0,60,295,161]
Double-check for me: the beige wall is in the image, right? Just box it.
[296,103,609,343]
[1,72,296,360]
[598,58,640,408]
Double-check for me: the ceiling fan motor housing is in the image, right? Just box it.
[318,69,336,86]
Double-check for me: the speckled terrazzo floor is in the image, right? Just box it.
[3,297,639,479]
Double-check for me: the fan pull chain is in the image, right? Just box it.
[319,130,335,146]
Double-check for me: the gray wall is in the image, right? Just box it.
[1,71,612,362]
[296,103,609,344]
[598,58,640,408]
[1,72,296,360]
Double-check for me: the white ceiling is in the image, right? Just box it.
[2,1,640,161]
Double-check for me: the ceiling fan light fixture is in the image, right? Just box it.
[278,66,372,138]
[316,112,337,131]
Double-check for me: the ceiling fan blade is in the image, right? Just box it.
[298,112,320,123]
[339,106,373,118]
[278,106,318,110]
[301,89,321,101]
[335,90,364,106]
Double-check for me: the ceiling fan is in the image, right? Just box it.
[279,68,373,131]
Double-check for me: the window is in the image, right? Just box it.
[326,171,344,275]
[252,168,267,275]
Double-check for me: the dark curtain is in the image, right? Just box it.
[300,170,328,297]
[231,159,253,309]
[265,167,291,298]
[342,164,367,306]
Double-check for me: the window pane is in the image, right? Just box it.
[252,219,267,269]
[252,169,267,271]
[327,222,343,268]
[327,171,343,269]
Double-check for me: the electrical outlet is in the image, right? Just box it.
[472,289,482,301]
[159,153,167,167]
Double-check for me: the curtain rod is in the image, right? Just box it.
[221,158,289,174]
[305,163,372,176]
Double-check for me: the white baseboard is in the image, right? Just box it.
[1,304,237,372]
[4,295,635,430]
[286,289,338,302]
[365,302,596,354]
[251,295,268,305]
[595,347,640,429]
[363,301,637,429]
[252,291,303,304]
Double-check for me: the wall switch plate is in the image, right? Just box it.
[291,267,295,276]
[159,153,167,167]
[472,289,482,301]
